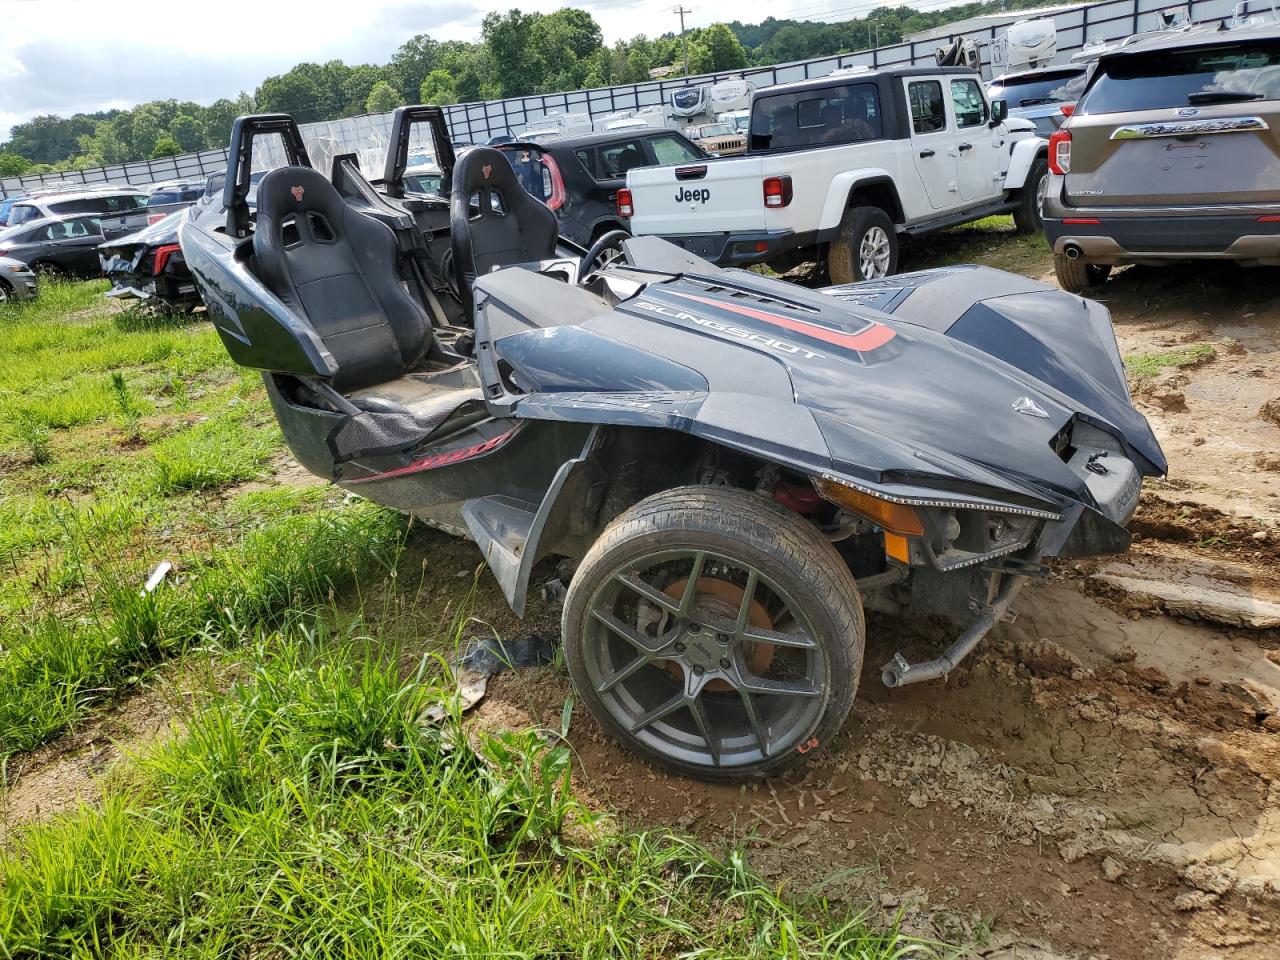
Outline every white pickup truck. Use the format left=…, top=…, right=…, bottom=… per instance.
left=623, top=66, right=1048, bottom=282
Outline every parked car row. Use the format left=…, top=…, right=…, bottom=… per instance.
left=0, top=175, right=215, bottom=309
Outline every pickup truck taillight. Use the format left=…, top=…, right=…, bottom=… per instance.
left=147, top=213, right=167, bottom=225
left=1048, top=130, right=1071, bottom=175
left=616, top=188, right=633, bottom=218
left=763, top=176, right=792, bottom=208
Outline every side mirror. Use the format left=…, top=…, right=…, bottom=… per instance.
left=990, top=99, right=1008, bottom=126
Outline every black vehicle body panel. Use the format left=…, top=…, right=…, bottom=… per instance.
left=181, top=113, right=1164, bottom=616
left=0, top=214, right=113, bottom=278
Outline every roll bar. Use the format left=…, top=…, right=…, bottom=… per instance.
left=382, top=105, right=456, bottom=200
left=223, top=114, right=311, bottom=239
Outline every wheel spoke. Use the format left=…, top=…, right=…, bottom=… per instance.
left=738, top=689, right=770, bottom=758
left=735, top=674, right=821, bottom=698
left=741, top=624, right=816, bottom=649
left=687, top=695, right=721, bottom=766
left=677, top=551, right=707, bottom=616
left=598, top=653, right=656, bottom=693
left=590, top=608, right=668, bottom=654
left=734, top=569, right=759, bottom=634
left=627, top=692, right=684, bottom=734
left=613, top=572, right=679, bottom=616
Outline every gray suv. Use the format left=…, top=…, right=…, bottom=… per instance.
left=1042, top=22, right=1280, bottom=292
left=5, top=189, right=149, bottom=239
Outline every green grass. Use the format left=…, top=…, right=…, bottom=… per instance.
left=1124, top=343, right=1216, bottom=385
left=0, top=631, right=931, bottom=959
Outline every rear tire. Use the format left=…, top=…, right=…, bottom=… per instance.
left=1013, top=157, right=1048, bottom=234
left=1054, top=255, right=1112, bottom=293
left=32, top=261, right=68, bottom=281
left=562, top=485, right=865, bottom=781
left=827, top=206, right=898, bottom=284
left=0, top=278, right=11, bottom=304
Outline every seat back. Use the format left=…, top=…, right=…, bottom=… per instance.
left=254, top=166, right=431, bottom=392
left=450, top=147, right=558, bottom=317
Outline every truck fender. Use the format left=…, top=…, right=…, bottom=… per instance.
left=1003, top=137, right=1048, bottom=192
left=817, top=169, right=901, bottom=234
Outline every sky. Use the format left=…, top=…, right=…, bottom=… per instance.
left=0, top=0, right=892, bottom=143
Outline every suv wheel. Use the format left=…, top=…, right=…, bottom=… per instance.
left=1013, top=157, right=1048, bottom=234
left=0, top=278, right=11, bottom=304
left=562, top=485, right=865, bottom=781
left=828, top=206, right=898, bottom=283
left=1054, top=255, right=1112, bottom=293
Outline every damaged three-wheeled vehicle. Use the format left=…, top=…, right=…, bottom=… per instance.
left=180, top=109, right=1166, bottom=781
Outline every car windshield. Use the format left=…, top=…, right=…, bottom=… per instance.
left=698, top=124, right=734, bottom=137
left=988, top=69, right=1086, bottom=107
left=1078, top=39, right=1280, bottom=114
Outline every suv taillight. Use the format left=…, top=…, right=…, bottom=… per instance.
left=1059, top=104, right=1075, bottom=118
left=1048, top=130, right=1071, bottom=175
left=616, top=188, right=633, bottom=218
left=763, top=175, right=792, bottom=208
left=542, top=154, right=567, bottom=212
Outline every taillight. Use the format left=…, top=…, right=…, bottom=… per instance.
left=616, top=188, right=633, bottom=218
left=763, top=175, right=792, bottom=208
left=1048, top=130, right=1071, bottom=175
left=152, top=243, right=181, bottom=275
left=541, top=153, right=567, bottom=211
left=147, top=213, right=166, bottom=225
left=1060, top=104, right=1075, bottom=118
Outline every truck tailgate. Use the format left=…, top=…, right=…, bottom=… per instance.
left=627, top=157, right=768, bottom=237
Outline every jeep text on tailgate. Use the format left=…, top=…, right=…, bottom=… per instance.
left=623, top=65, right=1048, bottom=282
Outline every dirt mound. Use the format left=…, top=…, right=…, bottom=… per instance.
left=1130, top=495, right=1279, bottom=566
left=1263, top=399, right=1280, bottom=429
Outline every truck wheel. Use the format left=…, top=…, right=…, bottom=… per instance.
left=562, top=485, right=864, bottom=781
left=1054, top=255, right=1112, bottom=293
left=828, top=206, right=898, bottom=283
left=1013, top=156, right=1048, bottom=234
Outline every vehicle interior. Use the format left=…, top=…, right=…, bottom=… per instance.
left=197, top=110, right=657, bottom=475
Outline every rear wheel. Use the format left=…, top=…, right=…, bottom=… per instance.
left=562, top=485, right=864, bottom=781
left=32, top=261, right=68, bottom=281
left=1054, top=255, right=1112, bottom=293
left=827, top=206, right=898, bottom=284
left=1013, top=157, right=1048, bottom=234
left=0, top=278, right=11, bottom=304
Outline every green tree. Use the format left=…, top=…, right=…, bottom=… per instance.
left=168, top=114, right=204, bottom=152
left=702, top=23, right=749, bottom=70
left=419, top=70, right=457, bottom=106
left=256, top=70, right=325, bottom=123
left=0, top=153, right=31, bottom=176
left=151, top=134, right=182, bottom=158
left=482, top=9, right=545, bottom=97
left=201, top=95, right=254, bottom=150
left=365, top=80, right=404, bottom=115
left=129, top=110, right=163, bottom=159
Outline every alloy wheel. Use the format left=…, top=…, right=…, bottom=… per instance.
left=579, top=548, right=827, bottom=771
left=859, top=226, right=892, bottom=279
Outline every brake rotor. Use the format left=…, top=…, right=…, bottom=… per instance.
left=662, top=576, right=776, bottom=690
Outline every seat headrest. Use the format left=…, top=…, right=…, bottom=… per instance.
left=452, top=147, right=523, bottom=209
left=255, top=166, right=345, bottom=222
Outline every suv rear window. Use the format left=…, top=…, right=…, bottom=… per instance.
left=648, top=134, right=702, bottom=165
left=988, top=69, right=1086, bottom=107
left=750, top=82, right=882, bottom=150
left=1079, top=39, right=1280, bottom=114
left=49, top=194, right=147, bottom=215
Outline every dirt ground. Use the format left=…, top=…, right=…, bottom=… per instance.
left=5, top=234, right=1280, bottom=959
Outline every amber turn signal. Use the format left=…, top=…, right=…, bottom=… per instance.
left=813, top=478, right=925, bottom=536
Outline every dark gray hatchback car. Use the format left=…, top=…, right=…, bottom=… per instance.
left=1041, top=21, right=1280, bottom=291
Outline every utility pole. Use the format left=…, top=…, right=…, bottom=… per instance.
left=674, top=6, right=692, bottom=76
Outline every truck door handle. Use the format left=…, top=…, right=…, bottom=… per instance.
left=959, top=143, right=973, bottom=152
left=919, top=149, right=935, bottom=158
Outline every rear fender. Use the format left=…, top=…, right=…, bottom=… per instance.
left=1004, top=138, right=1047, bottom=192
left=817, top=171, right=901, bottom=233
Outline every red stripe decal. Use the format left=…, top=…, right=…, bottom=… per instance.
left=347, top=427, right=517, bottom=485
left=671, top=291, right=896, bottom=352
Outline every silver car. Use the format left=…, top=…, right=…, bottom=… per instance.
left=1042, top=21, right=1280, bottom=291
left=4, top=188, right=150, bottom=238
left=0, top=256, right=38, bottom=303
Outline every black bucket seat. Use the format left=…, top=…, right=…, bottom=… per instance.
left=254, top=165, right=431, bottom=393
left=449, top=147, right=558, bottom=317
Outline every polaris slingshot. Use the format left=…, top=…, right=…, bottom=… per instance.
left=180, top=110, right=1165, bottom=781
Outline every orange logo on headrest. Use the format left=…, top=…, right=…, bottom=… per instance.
left=291, top=185, right=305, bottom=202
left=481, top=164, right=493, bottom=179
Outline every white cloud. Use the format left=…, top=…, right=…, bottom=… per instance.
left=0, top=0, right=898, bottom=143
